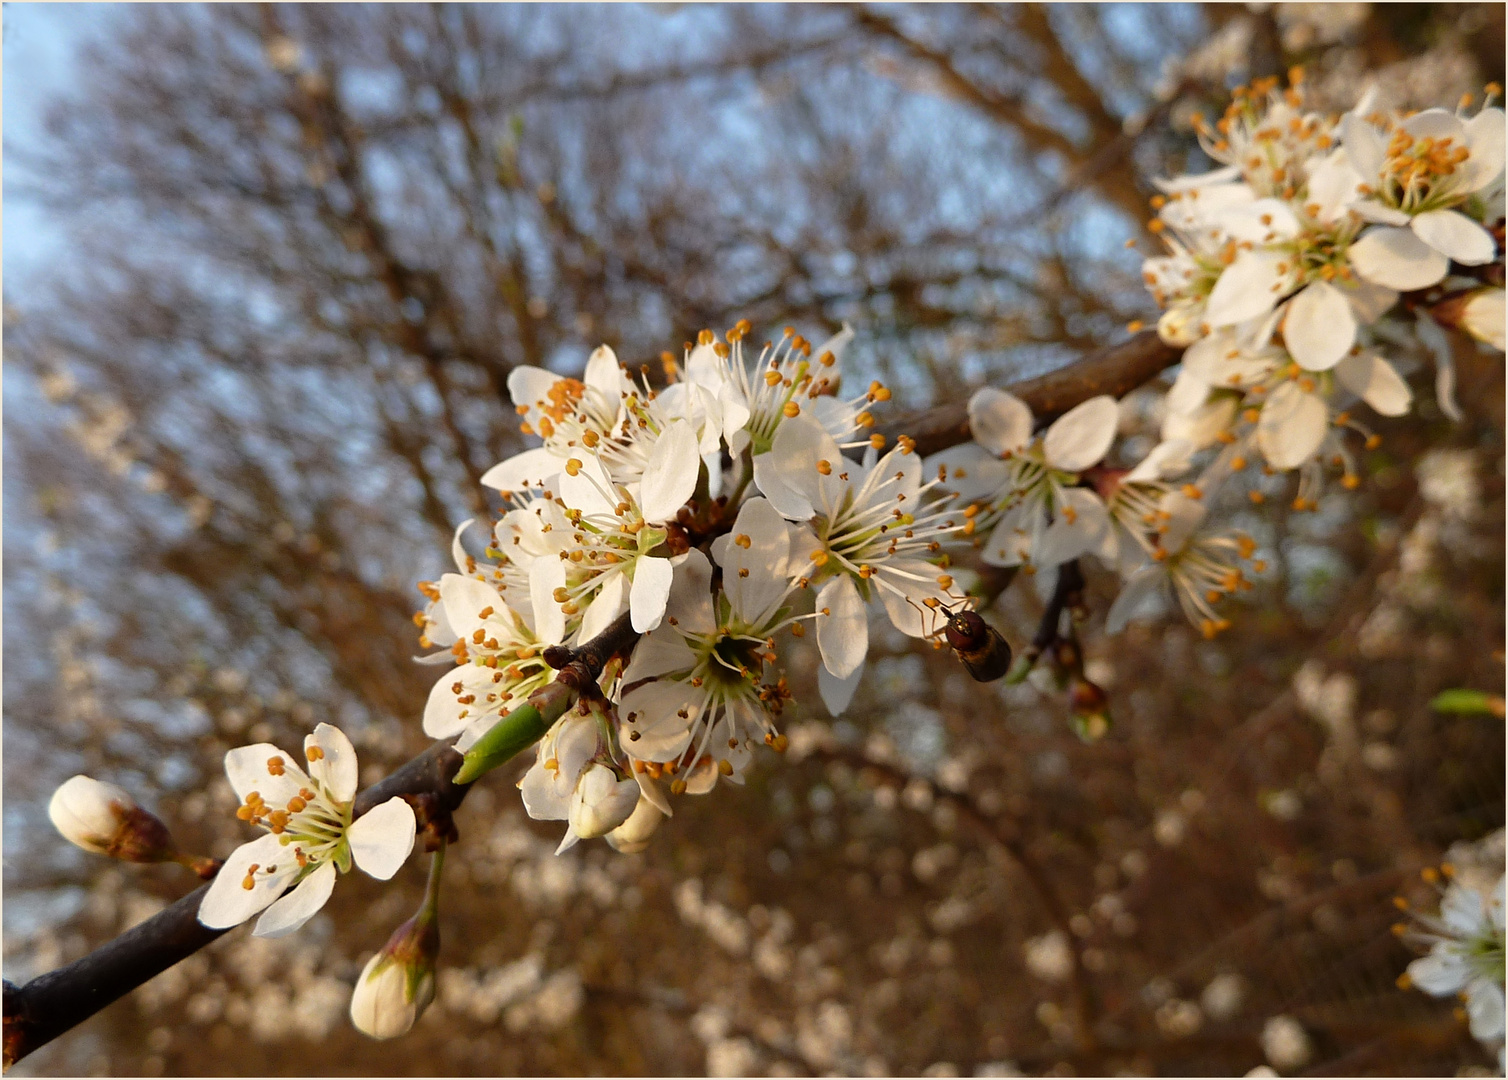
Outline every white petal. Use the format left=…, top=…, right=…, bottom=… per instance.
left=1305, top=149, right=1363, bottom=224
left=1401, top=108, right=1464, bottom=142
left=1034, top=489, right=1112, bottom=568
left=1408, top=950, right=1471, bottom=996
left=1349, top=226, right=1449, bottom=291
left=480, top=447, right=562, bottom=495
left=1162, top=395, right=1238, bottom=450
left=1353, top=200, right=1412, bottom=226
left=982, top=500, right=1042, bottom=567
left=629, top=556, right=674, bottom=633
left=422, top=664, right=494, bottom=740
left=967, top=388, right=1033, bottom=457
left=752, top=451, right=811, bottom=521
left=766, top=415, right=846, bottom=521
left=224, top=743, right=307, bottom=807
left=633, top=770, right=673, bottom=818
left=1217, top=197, right=1300, bottom=242
left=1467, top=978, right=1506, bottom=1041
left=348, top=797, right=417, bottom=880
left=1104, top=566, right=1168, bottom=634
left=1411, top=209, right=1497, bottom=266
left=1206, top=251, right=1291, bottom=327
left=926, top=443, right=1011, bottom=501
left=620, top=627, right=698, bottom=683
left=304, top=724, right=359, bottom=803
left=450, top=518, right=474, bottom=574
left=816, top=574, right=868, bottom=680
left=720, top=497, right=792, bottom=624
left=1284, top=282, right=1356, bottom=372
left=617, top=681, right=700, bottom=763
left=253, top=859, right=337, bottom=938
left=519, top=757, right=570, bottom=821
left=1334, top=353, right=1411, bottom=416
left=657, top=548, right=716, bottom=635
left=1125, top=439, right=1194, bottom=483
left=439, top=574, right=505, bottom=641
left=1257, top=382, right=1328, bottom=470
left=584, top=344, right=628, bottom=404
left=579, top=570, right=627, bottom=643
left=812, top=323, right=855, bottom=367
left=1463, top=108, right=1506, bottom=192
left=818, top=659, right=865, bottom=717
left=558, top=455, right=617, bottom=518
left=529, top=559, right=567, bottom=646
left=1337, top=277, right=1400, bottom=323
left=1340, top=111, right=1385, bottom=181
left=875, top=559, right=950, bottom=638
left=507, top=366, right=561, bottom=413
left=197, top=833, right=294, bottom=929
left=1043, top=396, right=1118, bottom=473
left=639, top=420, right=700, bottom=523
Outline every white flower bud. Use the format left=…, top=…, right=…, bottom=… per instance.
left=567, top=764, right=639, bottom=839
left=605, top=793, right=666, bottom=854
left=48, top=775, right=174, bottom=862
left=1462, top=288, right=1505, bottom=352
left=350, top=948, right=436, bottom=1040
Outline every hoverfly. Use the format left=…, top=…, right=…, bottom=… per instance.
left=918, top=596, right=1013, bottom=683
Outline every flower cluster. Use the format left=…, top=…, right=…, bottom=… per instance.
left=424, top=322, right=971, bottom=853
left=930, top=73, right=1504, bottom=638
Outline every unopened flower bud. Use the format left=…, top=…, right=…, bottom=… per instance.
left=48, top=776, right=175, bottom=863
left=1068, top=678, right=1111, bottom=742
left=1461, top=288, right=1505, bottom=352
left=351, top=846, right=444, bottom=1040
left=350, top=917, right=438, bottom=1039
left=569, top=764, right=640, bottom=839
left=605, top=794, right=666, bottom=854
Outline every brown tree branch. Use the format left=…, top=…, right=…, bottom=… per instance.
left=2, top=331, right=1183, bottom=1067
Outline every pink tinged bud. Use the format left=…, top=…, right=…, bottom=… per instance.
left=567, top=764, right=639, bottom=839
left=604, top=794, right=666, bottom=854
left=350, top=912, right=439, bottom=1040
left=48, top=775, right=175, bottom=863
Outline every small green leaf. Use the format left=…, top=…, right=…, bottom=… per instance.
left=1430, top=689, right=1504, bottom=716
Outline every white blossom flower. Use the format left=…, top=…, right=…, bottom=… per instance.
left=1344, top=106, right=1505, bottom=290
left=199, top=724, right=416, bottom=937
left=936, top=389, right=1120, bottom=571
left=421, top=572, right=559, bottom=752
left=1105, top=495, right=1260, bottom=638
left=481, top=347, right=705, bottom=527
left=680, top=321, right=866, bottom=458
left=759, top=417, right=958, bottom=679
left=1403, top=871, right=1506, bottom=1044
left=617, top=500, right=803, bottom=769
left=351, top=949, right=435, bottom=1041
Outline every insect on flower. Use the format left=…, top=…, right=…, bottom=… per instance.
left=919, top=596, right=1013, bottom=682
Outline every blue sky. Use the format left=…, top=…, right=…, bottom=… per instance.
left=3, top=3, right=123, bottom=290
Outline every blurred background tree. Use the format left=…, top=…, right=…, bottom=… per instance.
left=3, top=3, right=1503, bottom=1075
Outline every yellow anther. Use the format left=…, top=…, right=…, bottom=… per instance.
left=565, top=458, right=583, bottom=476
left=816, top=459, right=832, bottom=475
left=306, top=745, right=324, bottom=762
left=783, top=401, right=801, bottom=418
